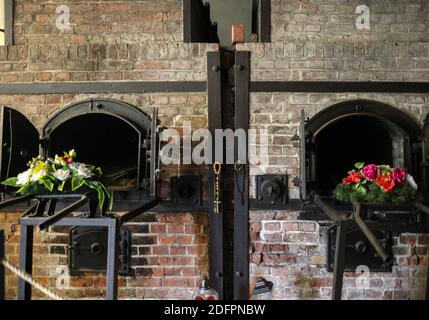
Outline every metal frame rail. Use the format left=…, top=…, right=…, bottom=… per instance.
left=315, top=196, right=429, bottom=300
left=0, top=194, right=159, bottom=300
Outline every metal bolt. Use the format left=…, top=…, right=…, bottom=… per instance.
left=236, top=271, right=243, bottom=277
left=215, top=272, right=223, bottom=278
left=20, top=149, right=28, bottom=158
left=236, top=65, right=244, bottom=71
left=212, top=65, right=220, bottom=72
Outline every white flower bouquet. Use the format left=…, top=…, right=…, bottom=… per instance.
left=1, top=150, right=112, bottom=210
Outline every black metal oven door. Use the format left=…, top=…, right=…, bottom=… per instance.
left=327, top=225, right=393, bottom=272
left=0, top=107, right=39, bottom=192
left=423, top=114, right=429, bottom=197
left=69, top=226, right=131, bottom=275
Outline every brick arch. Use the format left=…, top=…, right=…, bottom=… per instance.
left=43, top=98, right=152, bottom=137
left=306, top=99, right=422, bottom=140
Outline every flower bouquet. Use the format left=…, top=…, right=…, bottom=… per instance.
left=1, top=150, right=113, bottom=210
left=334, top=163, right=418, bottom=205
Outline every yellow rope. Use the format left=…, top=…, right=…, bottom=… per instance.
left=1, top=258, right=65, bottom=300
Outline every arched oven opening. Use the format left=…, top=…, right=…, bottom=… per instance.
left=43, top=99, right=156, bottom=198
left=303, top=100, right=423, bottom=199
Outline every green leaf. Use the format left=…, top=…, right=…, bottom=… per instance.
left=93, top=167, right=102, bottom=176
left=58, top=180, right=66, bottom=192
left=355, top=162, right=365, bottom=170
left=1, top=177, right=19, bottom=187
left=108, top=189, right=114, bottom=211
left=16, top=186, right=27, bottom=194
left=41, top=178, right=54, bottom=192
left=97, top=187, right=105, bottom=209
left=71, top=175, right=85, bottom=191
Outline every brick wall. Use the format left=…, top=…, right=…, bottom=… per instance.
left=250, top=211, right=429, bottom=300
left=240, top=0, right=429, bottom=300
left=2, top=211, right=208, bottom=299
left=0, top=0, right=217, bottom=300
left=0, top=0, right=428, bottom=300
left=238, top=0, right=429, bottom=81
left=14, top=0, right=184, bottom=45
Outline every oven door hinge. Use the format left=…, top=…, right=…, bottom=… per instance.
left=39, top=138, right=49, bottom=148
left=412, top=141, right=423, bottom=150
left=142, top=139, right=150, bottom=149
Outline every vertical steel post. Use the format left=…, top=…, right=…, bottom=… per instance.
left=18, top=221, right=34, bottom=300
left=0, top=229, right=5, bottom=300
left=234, top=51, right=250, bottom=300
left=207, top=51, right=224, bottom=299
left=106, top=218, right=119, bottom=300
left=332, top=220, right=347, bottom=300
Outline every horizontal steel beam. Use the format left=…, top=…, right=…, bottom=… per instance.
left=0, top=81, right=207, bottom=95
left=20, top=217, right=117, bottom=227
left=250, top=81, right=429, bottom=93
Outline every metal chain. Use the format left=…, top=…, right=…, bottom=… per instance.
left=0, top=258, right=66, bottom=300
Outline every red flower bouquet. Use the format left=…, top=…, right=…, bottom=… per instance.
left=334, top=163, right=418, bottom=205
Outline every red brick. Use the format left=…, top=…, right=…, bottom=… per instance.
left=194, top=235, right=208, bottom=244
left=36, top=72, right=52, bottom=81
left=159, top=235, right=193, bottom=245
left=262, top=233, right=282, bottom=243
left=129, top=278, right=162, bottom=288
left=170, top=247, right=187, bottom=255
left=150, top=224, right=167, bottom=233
left=152, top=245, right=169, bottom=255
left=167, top=225, right=185, bottom=234
left=162, top=278, right=194, bottom=288
left=283, top=222, right=300, bottom=231
left=264, top=222, right=281, bottom=231
left=70, top=277, right=94, bottom=288
left=163, top=267, right=182, bottom=276
left=159, top=256, right=193, bottom=266
left=184, top=225, right=201, bottom=234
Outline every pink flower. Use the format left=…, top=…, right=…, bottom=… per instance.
left=392, top=167, right=407, bottom=185
left=361, top=164, right=378, bottom=180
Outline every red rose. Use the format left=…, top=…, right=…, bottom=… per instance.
left=342, top=171, right=362, bottom=185
left=375, top=173, right=395, bottom=192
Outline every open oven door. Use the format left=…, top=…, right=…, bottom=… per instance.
left=0, top=107, right=40, bottom=193
left=297, top=110, right=316, bottom=202
left=423, top=114, right=429, bottom=199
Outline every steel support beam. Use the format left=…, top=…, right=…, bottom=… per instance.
left=17, top=223, right=33, bottom=300
left=0, top=229, right=4, bottom=300
left=250, top=81, right=429, bottom=93
left=18, top=217, right=119, bottom=300
left=0, top=81, right=207, bottom=95
left=234, top=51, right=250, bottom=300
left=332, top=219, right=347, bottom=300
left=207, top=51, right=224, bottom=299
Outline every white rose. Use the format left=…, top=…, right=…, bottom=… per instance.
left=53, top=169, right=70, bottom=181
left=17, top=169, right=32, bottom=185
left=406, top=174, right=418, bottom=191
left=68, top=162, right=81, bottom=170
left=77, top=164, right=94, bottom=178
left=30, top=169, right=48, bottom=182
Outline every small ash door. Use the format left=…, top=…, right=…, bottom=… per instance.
left=0, top=107, right=39, bottom=192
